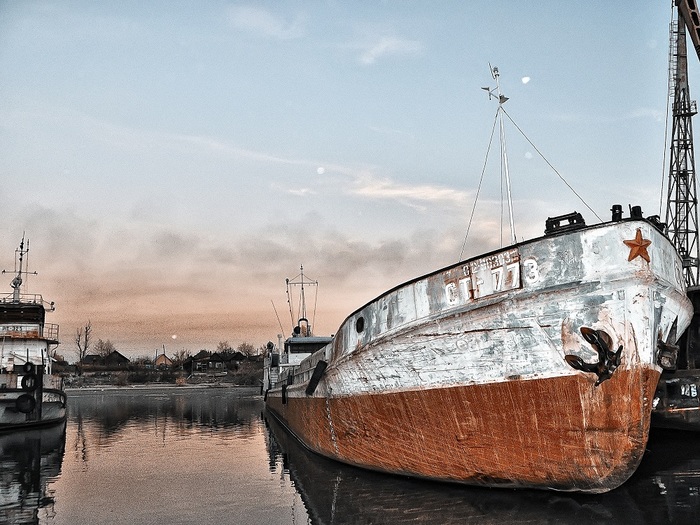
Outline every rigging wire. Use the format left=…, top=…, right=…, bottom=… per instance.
left=312, top=282, right=318, bottom=336
left=286, top=278, right=294, bottom=329
left=501, top=107, right=603, bottom=223
left=499, top=121, right=504, bottom=248
left=271, top=299, right=286, bottom=339
left=460, top=98, right=604, bottom=261
left=459, top=108, right=500, bottom=261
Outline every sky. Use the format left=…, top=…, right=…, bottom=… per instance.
left=0, top=1, right=693, bottom=361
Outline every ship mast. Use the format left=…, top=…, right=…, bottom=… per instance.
left=666, top=6, right=700, bottom=288
left=2, top=236, right=36, bottom=303
left=484, top=65, right=517, bottom=246
left=286, top=265, right=319, bottom=337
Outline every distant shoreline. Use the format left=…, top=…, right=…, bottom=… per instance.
left=65, top=384, right=261, bottom=396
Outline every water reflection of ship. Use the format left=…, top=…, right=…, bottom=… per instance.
left=0, top=422, right=66, bottom=524
left=264, top=414, right=700, bottom=525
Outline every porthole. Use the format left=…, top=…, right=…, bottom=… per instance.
left=355, top=316, right=365, bottom=333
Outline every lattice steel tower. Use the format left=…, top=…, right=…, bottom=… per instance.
left=666, top=8, right=700, bottom=289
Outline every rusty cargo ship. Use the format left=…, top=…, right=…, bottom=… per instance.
left=264, top=211, right=694, bottom=493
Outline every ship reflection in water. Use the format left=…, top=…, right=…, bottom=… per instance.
left=264, top=414, right=700, bottom=524
left=0, top=423, right=66, bottom=524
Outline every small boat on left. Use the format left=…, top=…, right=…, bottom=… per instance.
left=0, top=237, right=66, bottom=431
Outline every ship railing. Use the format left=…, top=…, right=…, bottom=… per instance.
left=0, top=322, right=60, bottom=343
left=0, top=292, right=55, bottom=310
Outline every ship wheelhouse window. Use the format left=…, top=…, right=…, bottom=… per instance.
left=356, top=316, right=365, bottom=333
left=286, top=342, right=329, bottom=354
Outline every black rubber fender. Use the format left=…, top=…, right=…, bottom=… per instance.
left=16, top=393, right=36, bottom=414
left=305, top=360, right=328, bottom=396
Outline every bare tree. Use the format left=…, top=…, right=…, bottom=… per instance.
left=95, top=339, right=116, bottom=358
left=172, top=349, right=191, bottom=366
left=216, top=341, right=233, bottom=355
left=75, top=320, right=92, bottom=364
left=237, top=342, right=255, bottom=358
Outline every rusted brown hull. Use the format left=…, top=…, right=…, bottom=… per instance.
left=267, top=366, right=658, bottom=493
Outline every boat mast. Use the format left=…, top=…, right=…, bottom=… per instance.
left=10, top=240, right=25, bottom=302
left=3, top=236, right=35, bottom=303
left=484, top=65, right=517, bottom=246
left=286, top=265, right=318, bottom=337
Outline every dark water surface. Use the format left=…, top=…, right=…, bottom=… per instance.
left=1, top=387, right=699, bottom=524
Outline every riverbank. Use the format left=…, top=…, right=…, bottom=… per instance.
left=62, top=361, right=263, bottom=389
left=65, top=383, right=261, bottom=396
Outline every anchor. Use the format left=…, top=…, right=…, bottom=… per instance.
left=565, top=327, right=623, bottom=386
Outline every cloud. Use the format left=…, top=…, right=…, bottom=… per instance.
left=19, top=211, right=462, bottom=357
left=288, top=187, right=316, bottom=197
left=368, top=125, right=415, bottom=138
left=2, top=99, right=466, bottom=214
left=228, top=6, right=306, bottom=40
left=628, top=107, right=665, bottom=122
left=3, top=183, right=537, bottom=360
left=350, top=172, right=470, bottom=209
left=548, top=107, right=666, bottom=124
left=359, top=36, right=423, bottom=65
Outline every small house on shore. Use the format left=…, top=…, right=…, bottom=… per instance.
left=154, top=353, right=173, bottom=369
left=104, top=350, right=130, bottom=368
left=187, top=351, right=228, bottom=375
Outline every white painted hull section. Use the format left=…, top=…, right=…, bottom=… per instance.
left=281, top=221, right=691, bottom=395
left=0, top=375, right=66, bottom=430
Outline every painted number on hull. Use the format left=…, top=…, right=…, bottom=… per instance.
left=681, top=384, right=698, bottom=398
left=523, top=258, right=540, bottom=284
left=445, top=248, right=521, bottom=304
left=0, top=325, right=37, bottom=334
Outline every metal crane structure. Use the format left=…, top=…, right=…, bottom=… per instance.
left=653, top=0, right=700, bottom=430
left=668, top=1, right=700, bottom=369
left=667, top=1, right=700, bottom=290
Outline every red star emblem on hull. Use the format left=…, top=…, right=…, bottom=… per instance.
left=623, top=228, right=651, bottom=262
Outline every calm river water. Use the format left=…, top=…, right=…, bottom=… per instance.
left=1, top=386, right=699, bottom=524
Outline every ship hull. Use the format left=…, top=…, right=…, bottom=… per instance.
left=266, top=220, right=694, bottom=492
left=0, top=376, right=67, bottom=432
left=268, top=367, right=658, bottom=492
left=652, top=369, right=700, bottom=430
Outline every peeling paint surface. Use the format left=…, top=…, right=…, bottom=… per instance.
left=265, top=220, right=694, bottom=492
